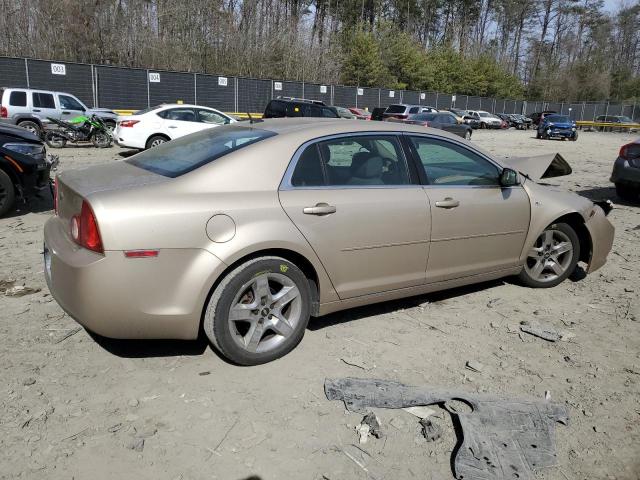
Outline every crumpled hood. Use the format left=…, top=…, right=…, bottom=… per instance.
left=502, top=153, right=572, bottom=181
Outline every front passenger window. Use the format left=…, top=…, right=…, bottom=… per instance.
left=410, top=137, right=499, bottom=186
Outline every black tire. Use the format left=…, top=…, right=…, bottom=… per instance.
left=104, top=120, right=116, bottom=132
left=518, top=222, right=580, bottom=288
left=615, top=183, right=638, bottom=202
left=0, top=169, right=16, bottom=217
left=45, top=132, right=67, bottom=148
left=145, top=135, right=168, bottom=149
left=536, top=131, right=541, bottom=139
left=91, top=131, right=112, bottom=148
left=203, top=256, right=311, bottom=365
left=18, top=120, right=41, bottom=136
left=464, top=130, right=472, bottom=140
left=571, top=132, right=578, bottom=141
left=480, top=122, right=486, bottom=129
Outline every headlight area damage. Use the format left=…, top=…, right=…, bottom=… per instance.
left=325, top=377, right=569, bottom=480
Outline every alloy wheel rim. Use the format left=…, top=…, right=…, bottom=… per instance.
left=151, top=139, right=165, bottom=147
left=525, top=229, right=573, bottom=282
left=228, top=272, right=301, bottom=354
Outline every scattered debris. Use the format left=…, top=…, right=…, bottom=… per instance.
left=520, top=320, right=574, bottom=342
left=52, top=326, right=82, bottom=344
left=340, top=356, right=375, bottom=371
left=108, top=423, right=124, bottom=433
left=127, top=437, right=145, bottom=452
left=361, top=412, right=383, bottom=439
left=0, top=279, right=16, bottom=293
left=402, top=406, right=437, bottom=419
left=325, top=377, right=569, bottom=480
left=419, top=418, right=442, bottom=442
left=4, top=285, right=41, bottom=297
left=128, top=398, right=140, bottom=408
left=22, top=378, right=36, bottom=386
left=199, top=371, right=211, bottom=376
left=465, top=360, right=484, bottom=373
left=356, top=423, right=370, bottom=444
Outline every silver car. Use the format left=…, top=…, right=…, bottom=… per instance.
left=0, top=87, right=118, bottom=135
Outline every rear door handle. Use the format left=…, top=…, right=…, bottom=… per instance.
left=168, top=125, right=177, bottom=129
left=435, top=198, right=460, bottom=208
left=303, top=203, right=336, bottom=215
left=62, top=111, right=70, bottom=114
left=32, top=109, right=41, bottom=112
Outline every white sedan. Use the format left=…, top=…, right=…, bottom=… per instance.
left=114, top=104, right=236, bottom=150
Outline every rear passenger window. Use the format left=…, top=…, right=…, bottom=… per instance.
left=291, top=145, right=325, bottom=187
left=9, top=91, right=27, bottom=106
left=32, top=92, right=55, bottom=109
left=409, top=107, right=419, bottom=114
left=321, top=136, right=410, bottom=186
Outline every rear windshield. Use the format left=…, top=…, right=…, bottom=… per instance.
left=127, top=125, right=277, bottom=177
left=134, top=105, right=164, bottom=115
left=546, top=115, right=570, bottom=123
left=385, top=105, right=407, bottom=113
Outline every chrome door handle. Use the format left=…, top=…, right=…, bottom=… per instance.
left=32, top=109, right=41, bottom=112
left=303, top=203, right=336, bottom=215
left=62, top=111, right=70, bottom=114
left=435, top=198, right=460, bottom=208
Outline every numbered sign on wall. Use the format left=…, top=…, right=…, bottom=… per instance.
left=420, top=93, right=426, bottom=100
left=218, top=77, right=228, bottom=87
left=357, top=88, right=364, bottom=96
left=389, top=91, right=395, bottom=98
left=320, top=85, right=327, bottom=94
left=274, top=82, right=283, bottom=91
left=51, top=63, right=66, bottom=75
left=149, top=72, right=161, bottom=83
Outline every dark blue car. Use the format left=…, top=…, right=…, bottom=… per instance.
left=537, top=114, right=578, bottom=141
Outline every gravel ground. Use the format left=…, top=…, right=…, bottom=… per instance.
left=0, top=128, right=638, bottom=480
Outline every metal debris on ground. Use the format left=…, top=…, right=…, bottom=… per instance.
left=419, top=418, right=442, bottom=442
left=402, top=406, right=437, bottom=419
left=361, top=412, right=383, bottom=439
left=519, top=320, right=575, bottom=342
left=465, top=360, right=484, bottom=372
left=325, top=377, right=569, bottom=480
left=4, top=284, right=42, bottom=297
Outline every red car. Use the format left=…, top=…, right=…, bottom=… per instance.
left=348, top=107, right=372, bottom=120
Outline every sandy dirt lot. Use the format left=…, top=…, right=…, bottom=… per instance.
left=1, top=128, right=638, bottom=480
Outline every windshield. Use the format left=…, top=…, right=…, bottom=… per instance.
left=618, top=116, right=633, bottom=122
left=127, top=125, right=277, bottom=177
left=546, top=115, right=570, bottom=123
left=479, top=112, right=491, bottom=117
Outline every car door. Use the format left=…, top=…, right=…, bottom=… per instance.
left=279, top=134, right=431, bottom=299
left=57, top=94, right=86, bottom=122
left=159, top=108, right=201, bottom=139
left=31, top=91, right=58, bottom=122
left=438, top=114, right=465, bottom=137
left=406, top=135, right=530, bottom=283
left=195, top=108, right=230, bottom=131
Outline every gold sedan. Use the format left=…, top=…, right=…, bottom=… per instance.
left=44, top=119, right=614, bottom=365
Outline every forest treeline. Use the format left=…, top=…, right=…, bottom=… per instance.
left=0, top=0, right=639, bottom=101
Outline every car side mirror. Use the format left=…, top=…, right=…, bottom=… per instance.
left=500, top=168, right=520, bottom=187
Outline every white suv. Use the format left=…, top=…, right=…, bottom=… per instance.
left=467, top=110, right=503, bottom=129
left=0, top=87, right=118, bottom=135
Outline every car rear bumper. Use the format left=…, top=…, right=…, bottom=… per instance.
left=44, top=216, right=226, bottom=340
left=113, top=127, right=145, bottom=150
left=610, top=157, right=640, bottom=186
left=585, top=205, right=615, bottom=273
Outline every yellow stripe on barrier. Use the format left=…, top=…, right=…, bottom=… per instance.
left=575, top=121, right=640, bottom=129
left=113, top=109, right=263, bottom=119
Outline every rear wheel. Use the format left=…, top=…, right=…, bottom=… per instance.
left=203, top=256, right=311, bottom=365
left=91, top=131, right=112, bottom=148
left=18, top=120, right=40, bottom=136
left=615, top=183, right=638, bottom=202
left=44, top=132, right=67, bottom=148
left=518, top=223, right=579, bottom=288
left=146, top=135, right=168, bottom=149
left=0, top=169, right=16, bottom=217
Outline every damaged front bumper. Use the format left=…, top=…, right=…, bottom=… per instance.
left=585, top=204, right=615, bottom=273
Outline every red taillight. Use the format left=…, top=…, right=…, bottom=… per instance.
left=70, top=200, right=103, bottom=253
left=53, top=177, right=59, bottom=215
left=119, top=120, right=139, bottom=128
left=619, top=142, right=640, bottom=160
left=0, top=106, right=7, bottom=118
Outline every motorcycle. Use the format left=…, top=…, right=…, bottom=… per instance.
left=44, top=114, right=112, bottom=148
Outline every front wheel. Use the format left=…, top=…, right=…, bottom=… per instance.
left=518, top=223, right=580, bottom=288
left=45, top=132, right=67, bottom=148
left=203, top=256, right=311, bottom=365
left=464, top=130, right=472, bottom=140
left=0, top=169, right=16, bottom=217
left=91, top=131, right=112, bottom=148
left=615, top=183, right=638, bottom=202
